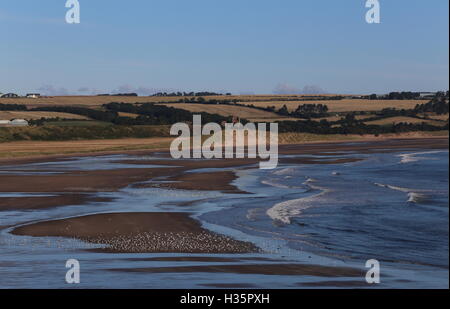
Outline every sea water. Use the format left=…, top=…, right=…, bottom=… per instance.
left=0, top=150, right=448, bottom=288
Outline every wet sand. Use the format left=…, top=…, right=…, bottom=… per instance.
left=0, top=194, right=111, bottom=211
left=136, top=170, right=248, bottom=194
left=278, top=137, right=448, bottom=155
left=123, top=256, right=288, bottom=263
left=109, top=263, right=364, bottom=277
left=280, top=157, right=363, bottom=165
left=296, top=280, right=370, bottom=288
left=11, top=212, right=258, bottom=253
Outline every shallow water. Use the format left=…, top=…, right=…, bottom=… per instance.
left=0, top=150, right=448, bottom=288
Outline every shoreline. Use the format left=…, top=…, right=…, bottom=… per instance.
left=0, top=137, right=447, bottom=209
left=1, top=137, right=448, bottom=258
left=0, top=138, right=448, bottom=287
left=0, top=132, right=447, bottom=165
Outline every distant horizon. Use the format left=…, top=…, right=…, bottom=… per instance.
left=0, top=89, right=448, bottom=97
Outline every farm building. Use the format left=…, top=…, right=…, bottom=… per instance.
left=26, top=93, right=41, bottom=98
left=11, top=119, right=29, bottom=126
left=1, top=93, right=20, bottom=98
left=419, top=92, right=437, bottom=98
left=0, top=119, right=29, bottom=127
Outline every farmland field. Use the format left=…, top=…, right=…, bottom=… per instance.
left=423, top=114, right=450, bottom=121
left=0, top=111, right=90, bottom=120
left=0, top=96, right=428, bottom=115
left=42, top=120, right=112, bottom=127
left=242, top=99, right=427, bottom=113
left=0, top=95, right=322, bottom=108
left=159, top=103, right=284, bottom=121
left=363, top=116, right=444, bottom=126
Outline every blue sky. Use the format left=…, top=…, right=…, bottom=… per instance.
left=1, top=0, right=448, bottom=95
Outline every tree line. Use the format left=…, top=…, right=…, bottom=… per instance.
left=29, top=103, right=230, bottom=126
left=151, top=91, right=228, bottom=97
left=277, top=117, right=447, bottom=136
left=0, top=103, right=27, bottom=111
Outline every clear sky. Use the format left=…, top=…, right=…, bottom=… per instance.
left=1, top=0, right=448, bottom=95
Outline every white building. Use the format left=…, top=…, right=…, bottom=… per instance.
left=419, top=92, right=436, bottom=98
left=26, top=93, right=41, bottom=98
left=0, top=119, right=29, bottom=127
left=10, top=119, right=29, bottom=126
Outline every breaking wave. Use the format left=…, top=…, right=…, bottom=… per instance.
left=398, top=151, right=446, bottom=164
left=273, top=167, right=296, bottom=176
left=374, top=183, right=433, bottom=204
left=261, top=180, right=291, bottom=189
left=407, top=192, right=429, bottom=204
left=266, top=180, right=328, bottom=224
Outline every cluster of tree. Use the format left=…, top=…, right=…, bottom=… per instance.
left=0, top=125, right=170, bottom=142
left=365, top=91, right=448, bottom=101
left=171, top=97, right=331, bottom=119
left=160, top=95, right=343, bottom=103
left=97, top=93, right=138, bottom=97
left=414, top=97, right=449, bottom=115
left=103, top=102, right=230, bottom=125
left=177, top=97, right=237, bottom=104
left=30, top=103, right=231, bottom=126
left=240, top=95, right=344, bottom=103
left=364, top=92, right=422, bottom=100
left=28, top=117, right=90, bottom=126
left=277, top=104, right=329, bottom=118
left=376, top=108, right=416, bottom=117
left=0, top=103, right=27, bottom=111
left=277, top=117, right=447, bottom=136
left=151, top=91, right=228, bottom=97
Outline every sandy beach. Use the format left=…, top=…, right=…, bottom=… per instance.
left=11, top=212, right=258, bottom=253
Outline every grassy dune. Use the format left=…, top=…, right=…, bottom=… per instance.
left=0, top=130, right=447, bottom=160
left=0, top=137, right=174, bottom=159
left=0, top=125, right=171, bottom=143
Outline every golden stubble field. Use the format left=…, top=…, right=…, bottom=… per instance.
left=364, top=116, right=444, bottom=126
left=159, top=103, right=286, bottom=121
left=0, top=95, right=320, bottom=108
left=0, top=95, right=433, bottom=123
left=0, top=111, right=90, bottom=121
left=0, top=95, right=427, bottom=114
left=0, top=95, right=427, bottom=113
left=242, top=99, right=427, bottom=113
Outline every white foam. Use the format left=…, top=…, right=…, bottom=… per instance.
left=374, top=182, right=431, bottom=193
left=407, top=192, right=428, bottom=204
left=266, top=186, right=328, bottom=224
left=261, top=180, right=291, bottom=189
left=273, top=167, right=296, bottom=176
left=398, top=150, right=447, bottom=164
left=374, top=183, right=432, bottom=204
